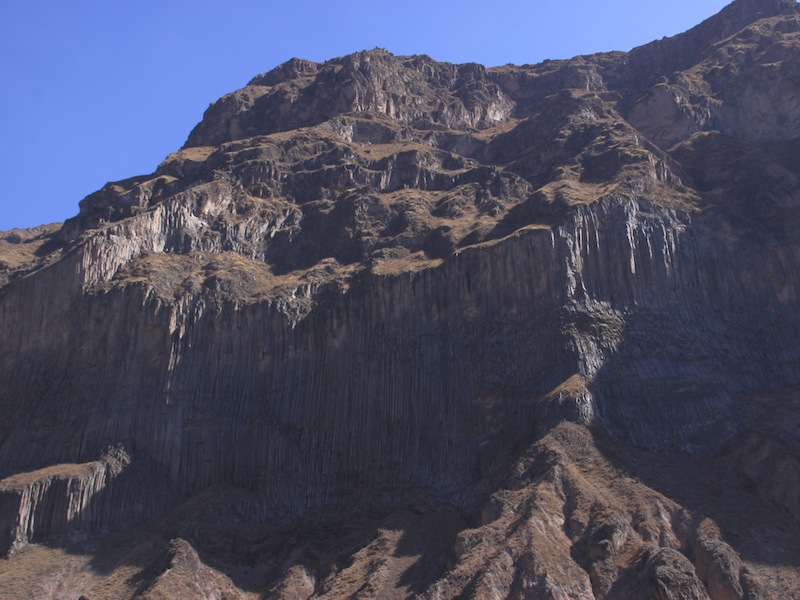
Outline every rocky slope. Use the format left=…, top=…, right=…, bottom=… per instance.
left=2, top=0, right=800, bottom=597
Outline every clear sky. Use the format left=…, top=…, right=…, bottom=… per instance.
left=1, top=0, right=733, bottom=231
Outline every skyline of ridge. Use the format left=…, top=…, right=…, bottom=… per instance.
left=0, top=0, right=758, bottom=230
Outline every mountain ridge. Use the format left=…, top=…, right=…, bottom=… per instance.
left=2, top=1, right=800, bottom=598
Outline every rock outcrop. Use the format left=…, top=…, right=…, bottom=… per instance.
left=0, top=446, right=177, bottom=558
left=2, top=0, right=800, bottom=597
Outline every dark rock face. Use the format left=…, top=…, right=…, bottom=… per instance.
left=2, top=0, right=800, bottom=597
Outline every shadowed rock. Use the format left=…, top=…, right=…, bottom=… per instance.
left=2, top=0, right=800, bottom=597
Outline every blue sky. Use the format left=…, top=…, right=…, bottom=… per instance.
left=1, top=0, right=732, bottom=230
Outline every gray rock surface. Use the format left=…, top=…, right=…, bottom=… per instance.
left=1, top=0, right=800, bottom=597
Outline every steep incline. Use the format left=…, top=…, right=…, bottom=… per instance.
left=2, top=0, right=800, bottom=597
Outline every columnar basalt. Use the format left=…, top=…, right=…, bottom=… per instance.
left=2, top=0, right=800, bottom=597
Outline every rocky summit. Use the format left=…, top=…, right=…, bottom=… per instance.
left=2, top=0, right=800, bottom=597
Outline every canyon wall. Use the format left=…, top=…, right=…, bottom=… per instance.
left=2, top=0, right=800, bottom=596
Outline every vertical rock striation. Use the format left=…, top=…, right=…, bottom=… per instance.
left=2, top=0, right=800, bottom=597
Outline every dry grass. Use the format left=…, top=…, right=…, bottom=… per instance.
left=545, top=374, right=589, bottom=399
left=114, top=251, right=361, bottom=305
left=0, top=223, right=61, bottom=271
left=370, top=250, right=443, bottom=275
left=0, top=461, right=102, bottom=490
left=160, top=146, right=215, bottom=165
left=0, top=524, right=170, bottom=600
left=459, top=222, right=552, bottom=253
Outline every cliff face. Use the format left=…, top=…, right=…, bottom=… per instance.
left=2, top=0, right=800, bottom=597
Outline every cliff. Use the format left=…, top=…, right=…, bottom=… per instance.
left=2, top=0, right=800, bottom=597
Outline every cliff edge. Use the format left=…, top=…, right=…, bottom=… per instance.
left=2, top=1, right=800, bottom=597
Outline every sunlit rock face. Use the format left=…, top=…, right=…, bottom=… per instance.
left=2, top=0, right=800, bottom=597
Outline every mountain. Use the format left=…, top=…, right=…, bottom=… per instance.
left=2, top=0, right=800, bottom=597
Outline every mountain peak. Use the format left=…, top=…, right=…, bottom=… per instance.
left=729, top=0, right=799, bottom=17
left=249, top=57, right=319, bottom=86
left=5, top=2, right=800, bottom=598
left=714, top=0, right=799, bottom=33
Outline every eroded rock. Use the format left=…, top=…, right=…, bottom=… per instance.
left=2, top=0, right=800, bottom=597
